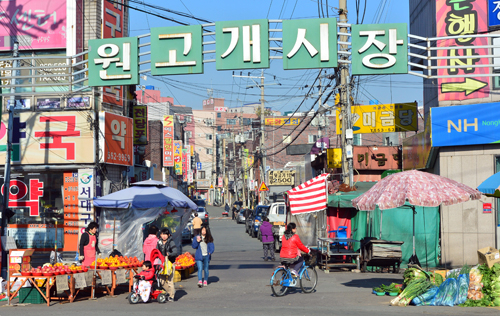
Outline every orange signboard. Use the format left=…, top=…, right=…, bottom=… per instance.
left=99, top=112, right=133, bottom=166
left=63, top=172, right=79, bottom=251
left=353, top=146, right=400, bottom=170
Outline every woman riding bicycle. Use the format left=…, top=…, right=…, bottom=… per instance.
left=280, top=222, right=310, bottom=276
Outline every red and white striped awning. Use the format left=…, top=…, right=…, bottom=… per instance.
left=287, top=173, right=328, bottom=215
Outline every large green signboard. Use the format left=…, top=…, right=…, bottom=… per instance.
left=282, top=18, right=337, bottom=70
left=351, top=23, right=408, bottom=76
left=215, top=19, right=270, bottom=70
left=151, top=25, right=203, bottom=75
left=88, top=37, right=139, bottom=86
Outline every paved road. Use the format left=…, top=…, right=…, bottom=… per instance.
left=2, top=205, right=499, bottom=315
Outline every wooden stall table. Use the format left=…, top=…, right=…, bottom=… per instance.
left=7, top=274, right=75, bottom=306
left=317, top=237, right=360, bottom=271
left=360, top=239, right=403, bottom=273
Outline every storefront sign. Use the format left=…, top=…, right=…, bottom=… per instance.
left=7, top=226, right=63, bottom=249
left=0, top=0, right=67, bottom=51
left=163, top=115, right=174, bottom=167
left=268, top=170, right=295, bottom=186
left=437, top=0, right=490, bottom=101
left=351, top=23, right=408, bottom=75
left=353, top=146, right=400, bottom=170
left=151, top=25, right=203, bottom=75
left=182, top=148, right=189, bottom=182
left=88, top=37, right=139, bottom=87
left=311, top=137, right=329, bottom=155
left=203, top=98, right=214, bottom=106
left=0, top=111, right=94, bottom=164
left=214, top=107, right=228, bottom=112
left=174, top=140, right=182, bottom=175
left=264, top=117, right=300, bottom=126
left=336, top=102, right=418, bottom=134
left=402, top=117, right=432, bottom=170
left=327, top=148, right=342, bottom=169
left=1, top=179, right=44, bottom=216
left=489, top=0, right=500, bottom=27
left=187, top=170, right=194, bottom=184
left=78, top=169, right=95, bottom=227
left=99, top=112, right=133, bottom=166
left=483, top=202, right=492, bottom=213
left=67, top=97, right=90, bottom=108
left=282, top=18, right=337, bottom=69
left=133, top=105, right=148, bottom=145
left=64, top=172, right=79, bottom=251
left=430, top=102, right=500, bottom=147
left=197, top=179, right=210, bottom=188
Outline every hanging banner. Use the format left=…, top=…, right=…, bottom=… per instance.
left=182, top=148, right=188, bottom=182
left=78, top=169, right=95, bottom=231
left=173, top=140, right=182, bottom=175
left=99, top=112, right=133, bottom=166
left=265, top=117, right=300, bottom=125
left=436, top=0, right=490, bottom=101
left=163, top=115, right=174, bottom=167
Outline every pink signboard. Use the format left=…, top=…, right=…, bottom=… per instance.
left=0, top=0, right=67, bottom=51
left=436, top=0, right=490, bottom=101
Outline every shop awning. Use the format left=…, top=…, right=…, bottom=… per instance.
left=327, top=182, right=376, bottom=208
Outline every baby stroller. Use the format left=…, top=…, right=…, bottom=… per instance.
left=129, top=249, right=168, bottom=304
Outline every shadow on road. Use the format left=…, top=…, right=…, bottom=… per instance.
left=341, top=277, right=402, bottom=289
left=209, top=264, right=231, bottom=270
left=175, top=289, right=188, bottom=300
left=208, top=276, right=220, bottom=283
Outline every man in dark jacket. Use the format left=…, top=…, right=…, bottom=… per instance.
left=259, top=217, right=275, bottom=261
left=156, top=228, right=177, bottom=301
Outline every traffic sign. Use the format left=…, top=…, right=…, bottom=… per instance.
left=259, top=182, right=269, bottom=191
left=196, top=162, right=202, bottom=170
left=210, top=184, right=214, bottom=189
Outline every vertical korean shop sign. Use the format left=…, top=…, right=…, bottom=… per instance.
left=282, top=18, right=337, bottom=69
left=163, top=115, right=174, bottom=167
left=78, top=169, right=95, bottom=230
left=88, top=37, right=139, bottom=87
left=215, top=19, right=269, bottom=70
left=133, top=105, right=148, bottom=145
left=151, top=25, right=203, bottom=75
left=63, top=172, right=79, bottom=251
left=173, top=140, right=182, bottom=175
left=436, top=0, right=489, bottom=101
left=351, top=23, right=408, bottom=75
left=99, top=112, right=133, bottom=166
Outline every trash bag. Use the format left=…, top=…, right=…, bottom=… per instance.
left=110, top=249, right=123, bottom=258
left=455, top=274, right=469, bottom=305
left=412, top=287, right=438, bottom=306
left=430, top=278, right=458, bottom=306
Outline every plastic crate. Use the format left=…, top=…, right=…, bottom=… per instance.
left=19, top=287, right=46, bottom=304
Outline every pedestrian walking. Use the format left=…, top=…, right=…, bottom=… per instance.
left=143, top=225, right=159, bottom=261
left=192, top=225, right=214, bottom=287
left=259, top=217, right=275, bottom=261
left=79, top=222, right=100, bottom=267
left=192, top=212, right=202, bottom=236
left=156, top=228, right=177, bottom=302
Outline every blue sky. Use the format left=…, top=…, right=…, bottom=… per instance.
left=129, top=0, right=423, bottom=113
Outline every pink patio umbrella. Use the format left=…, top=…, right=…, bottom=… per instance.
left=352, top=170, right=481, bottom=264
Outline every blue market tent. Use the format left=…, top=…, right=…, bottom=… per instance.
left=93, top=180, right=197, bottom=210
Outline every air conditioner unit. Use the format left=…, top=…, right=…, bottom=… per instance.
left=311, top=117, right=319, bottom=126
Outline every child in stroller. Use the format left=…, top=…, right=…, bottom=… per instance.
left=129, top=250, right=168, bottom=304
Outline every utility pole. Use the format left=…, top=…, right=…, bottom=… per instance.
left=240, top=109, right=247, bottom=208
left=339, top=0, right=353, bottom=186
left=259, top=70, right=266, bottom=204
left=1, top=41, right=18, bottom=277
left=318, top=76, right=323, bottom=151
left=211, top=111, right=216, bottom=205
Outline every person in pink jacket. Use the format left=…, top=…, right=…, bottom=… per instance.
left=143, top=225, right=159, bottom=261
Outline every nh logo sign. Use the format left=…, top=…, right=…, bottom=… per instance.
left=447, top=118, right=478, bottom=133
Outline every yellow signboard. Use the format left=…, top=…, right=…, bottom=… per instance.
left=327, top=148, right=342, bottom=169
left=336, top=102, right=418, bottom=134
left=265, top=117, right=300, bottom=126
left=268, top=170, right=295, bottom=186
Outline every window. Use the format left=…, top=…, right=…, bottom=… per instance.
left=186, top=131, right=192, bottom=138
left=206, top=148, right=213, bottom=155
left=206, top=134, right=213, bottom=140
left=283, top=135, right=291, bottom=143
left=243, top=118, right=252, bottom=125
left=185, top=115, right=192, bottom=123
left=278, top=205, right=285, bottom=215
left=198, top=171, right=206, bottom=179
left=226, top=119, right=237, bottom=125
left=217, top=126, right=222, bottom=131
left=217, top=113, right=221, bottom=118
left=308, top=135, right=318, bottom=143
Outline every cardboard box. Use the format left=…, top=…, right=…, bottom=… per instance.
left=9, top=249, right=35, bottom=274
left=477, top=247, right=500, bottom=268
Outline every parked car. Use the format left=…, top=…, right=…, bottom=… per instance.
left=237, top=209, right=246, bottom=224
left=192, top=206, right=209, bottom=225
left=193, top=199, right=206, bottom=207
left=246, top=205, right=270, bottom=238
left=182, top=221, right=193, bottom=241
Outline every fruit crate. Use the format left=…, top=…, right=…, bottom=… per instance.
left=19, top=287, right=46, bottom=304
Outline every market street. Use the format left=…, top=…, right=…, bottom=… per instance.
left=0, top=206, right=498, bottom=315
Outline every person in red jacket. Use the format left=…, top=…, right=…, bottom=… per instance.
left=136, top=261, right=155, bottom=302
left=280, top=222, right=310, bottom=276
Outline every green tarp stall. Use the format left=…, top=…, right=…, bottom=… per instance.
left=328, top=183, right=440, bottom=268
left=351, top=203, right=440, bottom=268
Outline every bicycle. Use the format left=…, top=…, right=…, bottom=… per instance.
left=269, top=252, right=318, bottom=297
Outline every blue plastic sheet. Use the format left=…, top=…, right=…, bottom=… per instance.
left=430, top=278, right=458, bottom=306
left=412, top=287, right=438, bottom=306
left=455, top=274, right=469, bottom=305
